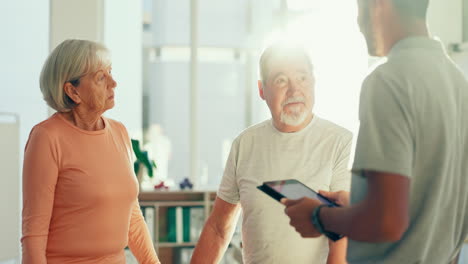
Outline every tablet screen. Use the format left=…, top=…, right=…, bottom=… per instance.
left=265, top=180, right=336, bottom=206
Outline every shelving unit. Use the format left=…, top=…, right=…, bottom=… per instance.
left=138, top=190, right=217, bottom=263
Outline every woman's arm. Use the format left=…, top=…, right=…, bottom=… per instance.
left=327, top=238, right=348, bottom=264
left=127, top=200, right=160, bottom=264
left=21, top=127, right=59, bottom=264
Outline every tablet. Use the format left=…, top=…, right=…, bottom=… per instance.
left=257, top=179, right=339, bottom=207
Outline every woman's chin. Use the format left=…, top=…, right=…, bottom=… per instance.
left=102, top=104, right=115, bottom=113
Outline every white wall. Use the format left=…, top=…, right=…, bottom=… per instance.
left=0, top=115, right=20, bottom=261
left=0, top=0, right=50, bottom=157
left=50, top=0, right=105, bottom=46
left=104, top=0, right=143, bottom=136
left=49, top=0, right=143, bottom=136
left=0, top=0, right=50, bottom=263
left=427, top=0, right=463, bottom=45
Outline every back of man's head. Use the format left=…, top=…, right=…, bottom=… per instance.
left=392, top=0, right=429, bottom=19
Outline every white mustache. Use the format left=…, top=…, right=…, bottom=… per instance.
left=282, top=97, right=306, bottom=106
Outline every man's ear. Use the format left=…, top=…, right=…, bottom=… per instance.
left=258, top=80, right=265, bottom=100
left=63, top=82, right=81, bottom=104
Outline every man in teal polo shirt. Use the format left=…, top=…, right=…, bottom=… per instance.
left=282, top=0, right=468, bottom=263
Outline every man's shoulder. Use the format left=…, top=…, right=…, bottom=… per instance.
left=315, top=117, right=352, bottom=142
left=360, top=62, right=410, bottom=103
left=368, top=49, right=443, bottom=84
left=235, top=119, right=271, bottom=139
left=364, top=61, right=396, bottom=85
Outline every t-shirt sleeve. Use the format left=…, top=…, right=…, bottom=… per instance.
left=21, top=126, right=59, bottom=263
left=352, top=69, right=413, bottom=178
left=127, top=200, right=160, bottom=264
left=330, top=132, right=353, bottom=192
left=217, top=138, right=240, bottom=204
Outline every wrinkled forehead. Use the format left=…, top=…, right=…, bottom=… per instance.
left=266, top=53, right=313, bottom=78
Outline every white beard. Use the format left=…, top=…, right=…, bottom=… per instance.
left=280, top=107, right=308, bottom=126
left=280, top=96, right=308, bottom=126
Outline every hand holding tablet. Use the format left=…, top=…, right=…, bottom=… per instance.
left=257, top=179, right=340, bottom=207
left=258, top=179, right=344, bottom=241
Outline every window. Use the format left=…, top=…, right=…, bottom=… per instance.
left=141, top=0, right=367, bottom=189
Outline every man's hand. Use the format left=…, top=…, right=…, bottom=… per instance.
left=281, top=197, right=322, bottom=238
left=319, top=190, right=350, bottom=207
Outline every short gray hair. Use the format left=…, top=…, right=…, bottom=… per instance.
left=39, top=39, right=111, bottom=112
left=259, top=43, right=313, bottom=84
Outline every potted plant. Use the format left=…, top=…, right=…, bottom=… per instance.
left=131, top=139, right=157, bottom=190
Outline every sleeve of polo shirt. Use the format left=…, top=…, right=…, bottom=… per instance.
left=352, top=69, right=414, bottom=178
left=217, top=138, right=241, bottom=204
left=330, top=131, right=353, bottom=192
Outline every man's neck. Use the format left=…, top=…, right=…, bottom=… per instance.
left=273, top=113, right=314, bottom=133
left=384, top=20, right=429, bottom=55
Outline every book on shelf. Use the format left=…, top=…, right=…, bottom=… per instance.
left=176, top=246, right=240, bottom=264
left=176, top=206, right=183, bottom=243
left=166, top=206, right=205, bottom=243
left=189, top=207, right=204, bottom=242
left=140, top=206, right=155, bottom=242
left=183, top=207, right=190, bottom=242
left=176, top=248, right=194, bottom=264
left=167, top=207, right=177, bottom=242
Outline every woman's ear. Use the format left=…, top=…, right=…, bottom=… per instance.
left=63, top=82, right=81, bottom=104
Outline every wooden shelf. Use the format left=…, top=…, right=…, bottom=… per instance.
left=158, top=242, right=197, bottom=248
left=139, top=190, right=217, bottom=202
left=140, top=201, right=205, bottom=207
left=138, top=190, right=217, bottom=263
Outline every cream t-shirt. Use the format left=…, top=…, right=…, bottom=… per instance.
left=218, top=115, right=352, bottom=264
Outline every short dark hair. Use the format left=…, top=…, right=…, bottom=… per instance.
left=392, top=0, right=429, bottom=19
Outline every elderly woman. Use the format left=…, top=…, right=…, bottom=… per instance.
left=21, top=39, right=160, bottom=264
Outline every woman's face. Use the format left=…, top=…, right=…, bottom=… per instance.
left=71, top=66, right=117, bottom=114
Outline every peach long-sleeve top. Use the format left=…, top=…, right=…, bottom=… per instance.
left=21, top=113, right=159, bottom=264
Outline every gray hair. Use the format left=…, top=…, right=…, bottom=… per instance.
left=259, top=43, right=313, bottom=84
left=39, top=39, right=111, bottom=112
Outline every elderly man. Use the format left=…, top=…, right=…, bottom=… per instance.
left=190, top=44, right=352, bottom=264
left=283, top=0, right=468, bottom=263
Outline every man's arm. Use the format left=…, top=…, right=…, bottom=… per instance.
left=283, top=171, right=410, bottom=242
left=191, top=197, right=240, bottom=264
left=322, top=171, right=410, bottom=242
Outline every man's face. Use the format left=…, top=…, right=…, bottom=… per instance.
left=261, top=55, right=315, bottom=127
left=357, top=0, right=384, bottom=56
